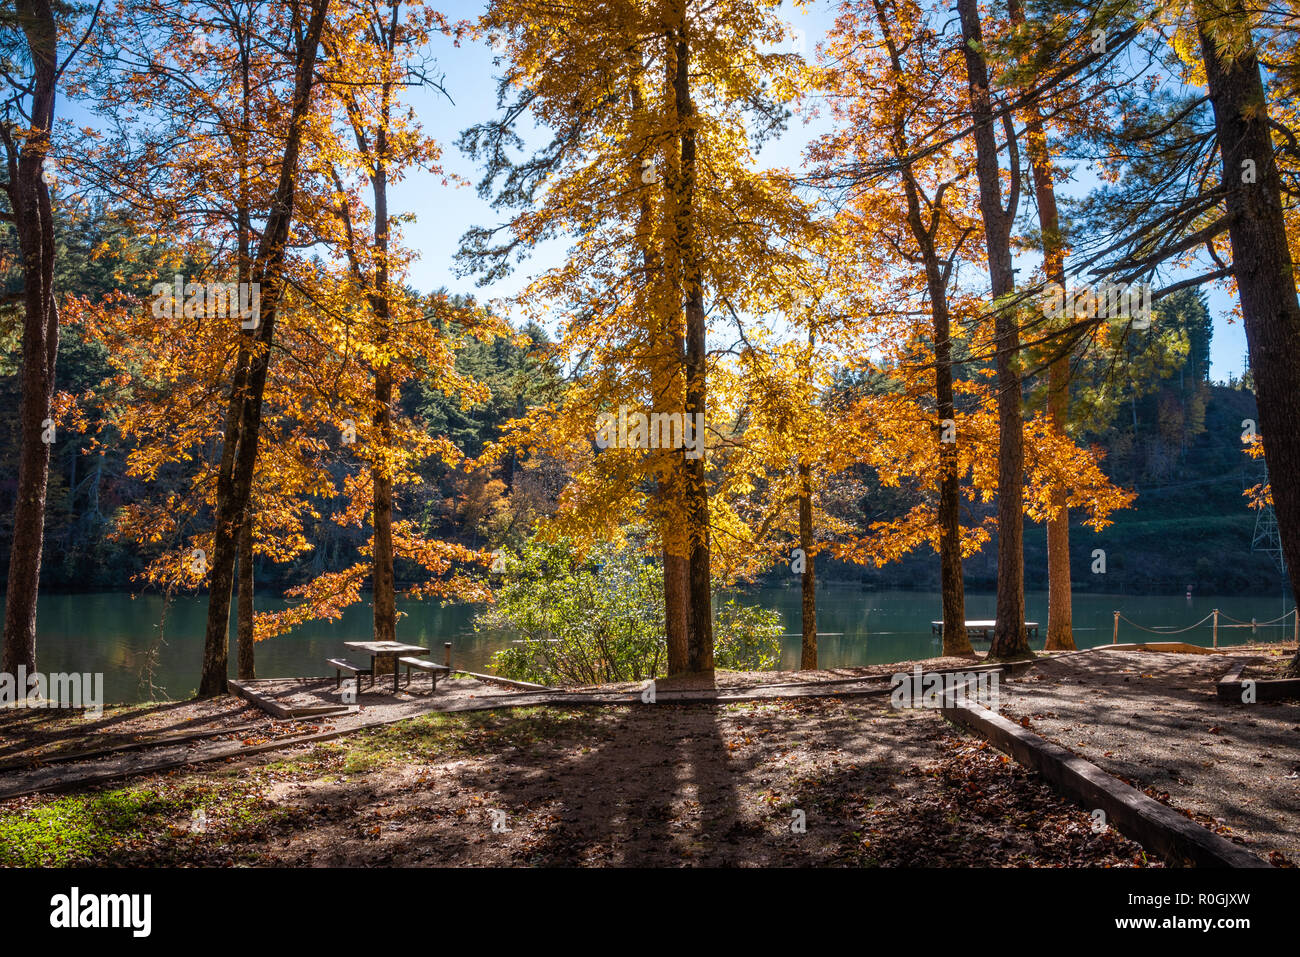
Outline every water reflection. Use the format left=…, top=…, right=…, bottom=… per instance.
left=23, top=585, right=1294, bottom=703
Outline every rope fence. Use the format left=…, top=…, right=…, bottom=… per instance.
left=1111, top=607, right=1299, bottom=648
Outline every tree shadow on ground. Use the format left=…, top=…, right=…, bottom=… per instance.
left=996, top=652, right=1299, bottom=860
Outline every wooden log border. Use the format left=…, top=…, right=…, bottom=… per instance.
left=940, top=697, right=1271, bottom=868
left=1215, top=659, right=1300, bottom=703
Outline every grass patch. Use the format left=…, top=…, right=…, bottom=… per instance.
left=0, top=775, right=285, bottom=867
left=0, top=787, right=186, bottom=867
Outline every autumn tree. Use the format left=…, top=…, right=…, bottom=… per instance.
left=189, top=0, right=329, bottom=694
left=460, top=0, right=812, bottom=676
left=1058, top=0, right=1300, bottom=672
left=305, top=0, right=500, bottom=648
left=714, top=273, right=862, bottom=670
left=991, top=1, right=1156, bottom=650
left=1007, top=0, right=1076, bottom=649
left=1192, top=0, right=1300, bottom=675
left=0, top=0, right=102, bottom=675
left=953, top=0, right=1034, bottom=660
left=71, top=0, right=334, bottom=690
left=813, top=0, right=987, bottom=656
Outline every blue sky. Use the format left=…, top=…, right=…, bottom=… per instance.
left=398, top=0, right=1248, bottom=382
left=70, top=0, right=1246, bottom=381
left=387, top=2, right=833, bottom=304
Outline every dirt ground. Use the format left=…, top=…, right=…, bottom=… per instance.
left=994, top=649, right=1298, bottom=866
left=0, top=696, right=263, bottom=765
left=0, top=656, right=993, bottom=770
left=1, top=647, right=1292, bottom=867
left=0, top=675, right=547, bottom=777
left=0, top=698, right=1154, bottom=867
left=1243, top=656, right=1297, bottom=680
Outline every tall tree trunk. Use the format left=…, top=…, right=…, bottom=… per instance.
left=1, top=0, right=59, bottom=678
left=872, top=0, right=971, bottom=657
left=921, top=232, right=971, bottom=658
left=663, top=527, right=691, bottom=673
left=632, top=77, right=691, bottom=677
left=199, top=0, right=331, bottom=696
left=237, top=512, right=255, bottom=679
left=935, top=360, right=971, bottom=657
left=957, top=0, right=1030, bottom=660
left=233, top=10, right=256, bottom=683
left=371, top=360, right=397, bottom=645
left=1009, top=0, right=1074, bottom=651
left=1195, top=1, right=1300, bottom=675
left=370, top=141, right=396, bottom=647
left=1043, top=358, right=1074, bottom=650
left=671, top=13, right=713, bottom=674
left=798, top=461, right=817, bottom=670
left=334, top=1, right=402, bottom=649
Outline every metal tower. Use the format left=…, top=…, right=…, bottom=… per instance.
left=1250, top=468, right=1285, bottom=573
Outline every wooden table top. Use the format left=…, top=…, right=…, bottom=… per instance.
left=343, top=641, right=429, bottom=656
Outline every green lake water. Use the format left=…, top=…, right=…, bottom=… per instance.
left=20, top=585, right=1296, bottom=704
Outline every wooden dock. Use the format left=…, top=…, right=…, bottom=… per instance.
left=930, top=620, right=1040, bottom=642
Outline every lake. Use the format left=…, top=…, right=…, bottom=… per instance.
left=21, top=584, right=1296, bottom=704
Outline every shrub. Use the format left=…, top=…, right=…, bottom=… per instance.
left=479, top=536, right=783, bottom=685
left=714, top=599, right=783, bottom=671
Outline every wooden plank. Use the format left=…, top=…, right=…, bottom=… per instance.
left=1216, top=658, right=1300, bottom=702
left=230, top=679, right=354, bottom=719
left=930, top=620, right=1038, bottom=629
left=1101, top=642, right=1218, bottom=655
left=398, top=657, right=450, bottom=672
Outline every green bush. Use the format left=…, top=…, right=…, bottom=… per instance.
left=714, top=599, right=783, bottom=671
left=479, top=536, right=782, bottom=685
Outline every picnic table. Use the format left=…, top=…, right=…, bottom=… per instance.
left=930, top=620, right=1039, bottom=642
left=343, top=641, right=429, bottom=694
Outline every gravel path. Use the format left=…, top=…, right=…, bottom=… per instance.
left=994, top=649, right=1299, bottom=865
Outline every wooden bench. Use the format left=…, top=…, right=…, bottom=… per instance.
left=398, top=656, right=450, bottom=693
left=327, top=657, right=373, bottom=691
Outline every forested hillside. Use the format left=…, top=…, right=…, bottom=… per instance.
left=2, top=208, right=1277, bottom=596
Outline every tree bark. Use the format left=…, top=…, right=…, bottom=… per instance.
left=1008, top=0, right=1075, bottom=651
left=371, top=360, right=397, bottom=645
left=369, top=131, right=396, bottom=647
left=798, top=461, right=817, bottom=670
left=670, top=11, right=713, bottom=675
left=935, top=348, right=972, bottom=657
left=236, top=512, right=255, bottom=679
left=663, top=535, right=691, bottom=673
left=234, top=23, right=256, bottom=682
left=957, top=0, right=1030, bottom=660
left=1194, top=1, right=1300, bottom=675
left=632, top=76, right=691, bottom=677
left=871, top=0, right=972, bottom=657
left=1, top=0, right=60, bottom=678
left=1043, top=357, right=1074, bottom=650
left=199, top=0, right=331, bottom=696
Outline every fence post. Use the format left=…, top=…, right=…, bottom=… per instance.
left=1212, top=608, right=1219, bottom=649
left=444, top=642, right=453, bottom=670
left=1112, top=610, right=1119, bottom=644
